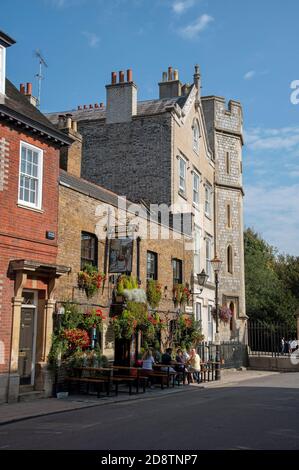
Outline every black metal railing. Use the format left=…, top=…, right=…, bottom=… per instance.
left=197, top=341, right=247, bottom=369
left=247, top=321, right=297, bottom=357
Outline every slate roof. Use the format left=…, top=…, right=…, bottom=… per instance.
left=0, top=80, right=73, bottom=146
left=47, top=95, right=188, bottom=125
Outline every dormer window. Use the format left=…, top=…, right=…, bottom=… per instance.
left=0, top=45, right=5, bottom=95
left=193, top=119, right=200, bottom=153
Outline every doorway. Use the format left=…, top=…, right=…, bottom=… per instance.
left=18, top=291, right=38, bottom=386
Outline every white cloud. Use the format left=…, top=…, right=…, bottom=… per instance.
left=245, top=126, right=299, bottom=151
left=172, top=0, right=196, bottom=14
left=244, top=70, right=256, bottom=80
left=179, top=14, right=214, bottom=39
left=46, top=0, right=82, bottom=7
left=245, top=184, right=299, bottom=255
left=82, top=31, right=100, bottom=48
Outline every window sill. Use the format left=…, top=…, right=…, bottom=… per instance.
left=204, top=212, right=212, bottom=221
left=193, top=203, right=200, bottom=210
left=178, top=190, right=187, bottom=200
left=17, top=203, right=44, bottom=214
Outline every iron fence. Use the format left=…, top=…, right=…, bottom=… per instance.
left=197, top=341, right=247, bottom=369
left=247, top=320, right=297, bottom=356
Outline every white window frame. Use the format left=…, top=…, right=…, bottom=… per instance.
left=194, top=225, right=201, bottom=275
left=0, top=45, right=6, bottom=95
left=193, top=120, right=200, bottom=153
left=18, top=141, right=43, bottom=210
left=195, top=302, right=202, bottom=324
left=179, top=156, right=186, bottom=193
left=205, top=236, right=212, bottom=280
left=205, top=182, right=212, bottom=218
left=193, top=171, right=200, bottom=206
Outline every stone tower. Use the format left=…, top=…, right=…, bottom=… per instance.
left=202, top=96, right=247, bottom=342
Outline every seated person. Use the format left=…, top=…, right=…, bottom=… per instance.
left=142, top=348, right=155, bottom=370
left=161, top=348, right=176, bottom=373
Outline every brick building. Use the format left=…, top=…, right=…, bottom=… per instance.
left=0, top=32, right=72, bottom=403
left=48, top=65, right=247, bottom=345
left=55, top=115, right=193, bottom=361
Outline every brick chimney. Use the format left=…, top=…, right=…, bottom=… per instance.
left=24, top=82, right=38, bottom=107
left=58, top=114, right=82, bottom=178
left=159, top=66, right=182, bottom=99
left=0, top=31, right=16, bottom=95
left=106, top=68, right=137, bottom=124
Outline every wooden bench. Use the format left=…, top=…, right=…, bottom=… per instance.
left=65, top=376, right=112, bottom=397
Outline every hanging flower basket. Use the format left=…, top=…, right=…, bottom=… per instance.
left=78, top=264, right=106, bottom=298
left=212, top=306, right=232, bottom=323
left=173, top=284, right=191, bottom=306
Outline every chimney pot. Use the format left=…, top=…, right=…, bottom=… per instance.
left=65, top=113, right=72, bottom=128
left=20, top=83, right=25, bottom=94
left=119, top=71, right=125, bottom=83
left=127, top=69, right=133, bottom=82
left=100, top=102, right=104, bottom=108
left=173, top=69, right=179, bottom=81
left=72, top=120, right=78, bottom=133
left=77, top=105, right=82, bottom=110
left=94, top=103, right=99, bottom=108
left=89, top=104, right=93, bottom=109
left=111, top=71, right=117, bottom=85
left=162, top=72, right=167, bottom=82
left=26, top=82, right=32, bottom=95
left=83, top=105, right=87, bottom=109
left=168, top=67, right=173, bottom=81
left=58, top=114, right=65, bottom=129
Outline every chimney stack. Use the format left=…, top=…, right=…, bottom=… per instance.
left=159, top=66, right=181, bottom=99
left=19, top=83, right=25, bottom=94
left=106, top=67, right=137, bottom=124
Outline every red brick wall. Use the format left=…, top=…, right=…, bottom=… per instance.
left=0, top=122, right=60, bottom=373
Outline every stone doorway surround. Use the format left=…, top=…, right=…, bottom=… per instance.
left=6, top=260, right=70, bottom=402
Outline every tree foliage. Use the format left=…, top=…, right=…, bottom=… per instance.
left=244, top=228, right=298, bottom=328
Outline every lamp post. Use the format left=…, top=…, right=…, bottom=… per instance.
left=211, top=255, right=222, bottom=381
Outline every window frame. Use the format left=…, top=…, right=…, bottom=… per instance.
left=194, top=225, right=201, bottom=275
left=192, top=171, right=200, bottom=207
left=204, top=182, right=212, bottom=218
left=227, top=204, right=231, bottom=228
left=147, top=250, right=158, bottom=281
left=192, top=120, right=200, bottom=153
left=179, top=156, right=186, bottom=194
left=226, top=152, right=230, bottom=174
left=172, top=258, right=183, bottom=285
left=205, top=236, right=212, bottom=279
left=81, top=231, right=98, bottom=269
left=18, top=141, right=43, bottom=210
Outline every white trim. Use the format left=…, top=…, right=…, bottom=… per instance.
left=21, top=290, right=38, bottom=386
left=192, top=170, right=200, bottom=207
left=0, top=45, right=6, bottom=95
left=178, top=155, right=186, bottom=193
left=18, top=141, right=43, bottom=210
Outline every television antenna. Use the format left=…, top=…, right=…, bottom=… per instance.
left=34, top=49, right=48, bottom=108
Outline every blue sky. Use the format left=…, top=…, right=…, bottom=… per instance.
left=2, top=0, right=299, bottom=255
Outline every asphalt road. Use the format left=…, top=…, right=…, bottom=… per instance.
left=0, top=373, right=299, bottom=450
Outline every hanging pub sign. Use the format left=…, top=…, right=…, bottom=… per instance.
left=109, top=238, right=133, bottom=273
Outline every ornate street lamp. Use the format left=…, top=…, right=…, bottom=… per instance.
left=211, top=255, right=222, bottom=380
left=196, top=269, right=209, bottom=294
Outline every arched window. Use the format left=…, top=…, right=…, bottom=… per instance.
left=227, top=245, right=233, bottom=274
left=227, top=204, right=231, bottom=228
left=193, top=120, right=200, bottom=153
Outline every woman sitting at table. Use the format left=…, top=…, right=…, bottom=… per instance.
left=187, top=348, right=201, bottom=383
left=142, top=348, right=155, bottom=370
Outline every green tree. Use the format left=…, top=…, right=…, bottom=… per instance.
left=244, top=228, right=297, bottom=328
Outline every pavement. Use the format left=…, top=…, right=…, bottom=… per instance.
left=0, top=369, right=278, bottom=426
